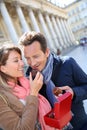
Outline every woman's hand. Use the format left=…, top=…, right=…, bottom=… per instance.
left=29, top=72, right=43, bottom=96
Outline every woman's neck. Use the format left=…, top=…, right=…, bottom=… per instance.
left=8, top=77, right=17, bottom=84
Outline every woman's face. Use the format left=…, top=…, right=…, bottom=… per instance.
left=1, top=50, right=24, bottom=78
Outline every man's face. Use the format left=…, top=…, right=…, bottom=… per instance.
left=24, top=41, right=50, bottom=71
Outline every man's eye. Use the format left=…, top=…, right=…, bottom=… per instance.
left=26, top=58, right=30, bottom=61
left=34, top=55, right=39, bottom=58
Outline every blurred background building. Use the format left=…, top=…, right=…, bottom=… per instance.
left=65, top=0, right=87, bottom=42
left=0, top=0, right=76, bottom=53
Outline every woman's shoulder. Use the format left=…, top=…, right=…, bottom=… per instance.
left=0, top=92, right=8, bottom=104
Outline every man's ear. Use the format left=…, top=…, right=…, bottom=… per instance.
left=46, top=48, right=50, bottom=57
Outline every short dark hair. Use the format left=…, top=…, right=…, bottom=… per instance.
left=19, top=31, right=47, bottom=53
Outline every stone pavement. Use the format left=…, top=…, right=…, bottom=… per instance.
left=62, top=44, right=87, bottom=113
left=64, top=45, right=87, bottom=74
left=61, top=45, right=78, bottom=57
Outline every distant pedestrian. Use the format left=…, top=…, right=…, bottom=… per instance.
left=57, top=48, right=61, bottom=55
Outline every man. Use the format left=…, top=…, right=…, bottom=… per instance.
left=19, top=31, right=87, bottom=130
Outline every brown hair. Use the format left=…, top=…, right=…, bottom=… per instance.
left=19, top=31, right=47, bottom=53
left=0, top=43, right=21, bottom=90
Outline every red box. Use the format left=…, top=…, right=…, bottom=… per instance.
left=44, top=92, right=72, bottom=129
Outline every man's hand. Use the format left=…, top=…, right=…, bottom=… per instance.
left=58, top=86, right=74, bottom=99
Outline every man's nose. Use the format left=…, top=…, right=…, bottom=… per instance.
left=30, top=59, right=36, bottom=67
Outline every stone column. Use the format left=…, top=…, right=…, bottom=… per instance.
left=0, top=1, right=18, bottom=44
left=51, top=15, right=63, bottom=49
left=56, top=17, right=67, bottom=48
left=64, top=19, right=73, bottom=45
left=38, top=11, right=56, bottom=53
left=15, top=4, right=31, bottom=32
left=60, top=18, right=70, bottom=47
left=60, top=18, right=68, bottom=47
left=62, top=19, right=72, bottom=46
left=28, top=8, right=40, bottom=32
left=45, top=13, right=58, bottom=48
left=66, top=20, right=76, bottom=44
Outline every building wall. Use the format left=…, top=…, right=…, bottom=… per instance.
left=0, top=0, right=75, bottom=53
left=65, top=0, right=87, bottom=41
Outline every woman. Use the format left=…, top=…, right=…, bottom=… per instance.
left=0, top=44, right=54, bottom=130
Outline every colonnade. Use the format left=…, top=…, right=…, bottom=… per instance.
left=0, top=0, right=75, bottom=53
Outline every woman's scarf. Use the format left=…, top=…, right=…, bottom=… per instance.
left=8, top=77, right=55, bottom=130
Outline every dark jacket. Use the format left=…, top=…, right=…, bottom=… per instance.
left=26, top=55, right=87, bottom=130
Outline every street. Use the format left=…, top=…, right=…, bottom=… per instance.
left=65, top=45, right=87, bottom=113
left=66, top=45, right=87, bottom=74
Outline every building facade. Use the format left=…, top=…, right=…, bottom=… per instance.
left=0, top=0, right=75, bottom=53
left=65, top=0, right=87, bottom=41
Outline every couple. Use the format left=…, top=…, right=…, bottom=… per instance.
left=0, top=31, right=87, bottom=130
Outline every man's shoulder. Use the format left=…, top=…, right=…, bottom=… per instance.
left=52, top=55, right=77, bottom=72
left=59, top=56, right=70, bottom=63
left=52, top=53, right=74, bottom=64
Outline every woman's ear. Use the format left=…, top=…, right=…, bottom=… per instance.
left=0, top=65, right=6, bottom=73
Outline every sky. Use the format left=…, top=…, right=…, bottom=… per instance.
left=50, top=0, right=76, bottom=7
left=58, top=0, right=76, bottom=6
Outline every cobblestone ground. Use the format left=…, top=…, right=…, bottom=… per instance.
left=64, top=45, right=87, bottom=113
left=66, top=45, right=87, bottom=74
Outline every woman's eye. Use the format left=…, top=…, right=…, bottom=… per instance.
left=14, top=60, right=18, bottom=62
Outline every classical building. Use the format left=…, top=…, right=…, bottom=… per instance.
left=0, top=0, right=75, bottom=53
left=65, top=0, right=87, bottom=41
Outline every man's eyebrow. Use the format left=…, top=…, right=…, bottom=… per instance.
left=24, top=56, right=30, bottom=59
